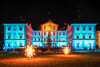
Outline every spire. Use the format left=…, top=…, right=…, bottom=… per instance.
left=47, top=8, right=54, bottom=21
left=48, top=10, right=52, bottom=20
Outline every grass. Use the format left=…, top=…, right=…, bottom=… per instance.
left=0, top=52, right=100, bottom=67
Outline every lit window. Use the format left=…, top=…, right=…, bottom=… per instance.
left=83, top=27, right=85, bottom=31
left=44, top=26, right=46, bottom=30
left=63, top=38, right=65, bottom=41
left=77, top=27, right=79, bottom=31
left=53, top=26, right=55, bottom=29
left=59, top=38, right=61, bottom=41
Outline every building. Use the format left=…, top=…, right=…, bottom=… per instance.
left=32, top=20, right=68, bottom=48
left=26, top=24, right=33, bottom=45
left=2, top=21, right=97, bottom=51
left=0, top=24, right=4, bottom=51
left=3, top=23, right=33, bottom=51
left=67, top=24, right=73, bottom=47
left=96, top=31, right=100, bottom=49
left=67, top=23, right=96, bottom=51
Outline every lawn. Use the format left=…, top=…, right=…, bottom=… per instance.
left=0, top=52, right=100, bottom=67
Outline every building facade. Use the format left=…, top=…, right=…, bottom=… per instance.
left=0, top=24, right=4, bottom=51
left=67, top=23, right=96, bottom=51
left=96, top=31, right=100, bottom=49
left=2, top=21, right=97, bottom=51
left=3, top=23, right=33, bottom=51
left=32, top=20, right=68, bottom=48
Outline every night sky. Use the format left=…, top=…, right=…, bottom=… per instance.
left=0, top=1, right=100, bottom=30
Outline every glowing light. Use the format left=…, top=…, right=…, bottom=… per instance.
left=25, top=45, right=36, bottom=60
left=63, top=46, right=71, bottom=55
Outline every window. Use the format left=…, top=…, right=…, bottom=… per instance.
left=59, top=38, right=61, bottom=41
left=35, top=32, right=36, bottom=35
left=59, top=32, right=61, bottom=35
left=83, top=27, right=85, bottom=31
left=8, top=27, right=11, bottom=31
left=20, top=35, right=22, bottom=38
left=89, top=27, right=91, bottom=31
left=44, top=26, right=46, bottom=30
left=35, top=38, right=36, bottom=41
left=19, top=26, right=22, bottom=31
left=53, top=32, right=55, bottom=35
left=44, top=32, right=46, bottom=35
left=8, top=35, right=10, bottom=39
left=8, top=43, right=10, bottom=47
left=53, top=26, right=55, bottom=29
left=63, top=38, right=65, bottom=41
left=83, top=35, right=85, bottom=39
left=38, top=38, right=40, bottom=41
left=77, top=43, right=79, bottom=48
left=39, top=32, right=40, bottom=35
left=89, top=35, right=91, bottom=39
left=77, top=27, right=79, bottom=31
left=77, top=36, right=79, bottom=39
left=63, top=32, right=65, bottom=35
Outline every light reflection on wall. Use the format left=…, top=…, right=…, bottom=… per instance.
left=3, top=24, right=26, bottom=51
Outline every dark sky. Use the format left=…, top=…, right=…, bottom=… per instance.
left=0, top=0, right=100, bottom=29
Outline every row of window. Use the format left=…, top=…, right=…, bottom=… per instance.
left=7, top=42, right=23, bottom=47
left=76, top=35, right=92, bottom=39
left=76, top=43, right=91, bottom=48
left=7, top=35, right=23, bottom=39
left=44, top=26, right=55, bottom=30
left=77, top=27, right=92, bottom=31
left=8, top=26, right=23, bottom=31
left=34, top=32, right=66, bottom=35
left=33, top=38, right=66, bottom=41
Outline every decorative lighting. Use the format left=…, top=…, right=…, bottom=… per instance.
left=63, top=46, right=71, bottom=55
left=25, top=45, right=36, bottom=60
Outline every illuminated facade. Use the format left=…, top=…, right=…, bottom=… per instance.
left=3, top=21, right=97, bottom=51
left=67, top=23, right=96, bottom=50
left=32, top=20, right=68, bottom=48
left=96, top=31, right=100, bottom=49
left=3, top=23, right=33, bottom=51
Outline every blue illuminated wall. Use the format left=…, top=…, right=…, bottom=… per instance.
left=32, top=30, right=68, bottom=48
left=3, top=24, right=26, bottom=51
left=71, top=24, right=96, bottom=50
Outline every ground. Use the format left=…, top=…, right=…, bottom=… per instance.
left=0, top=52, right=100, bottom=67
